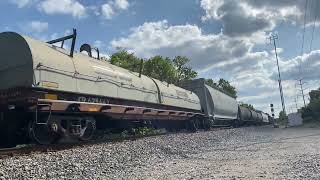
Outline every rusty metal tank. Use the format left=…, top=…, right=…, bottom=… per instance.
left=0, top=32, right=201, bottom=111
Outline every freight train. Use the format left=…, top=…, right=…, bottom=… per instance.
left=0, top=30, right=271, bottom=147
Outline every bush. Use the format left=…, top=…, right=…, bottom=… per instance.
left=277, top=111, right=288, bottom=125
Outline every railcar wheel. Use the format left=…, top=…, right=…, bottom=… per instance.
left=186, top=119, right=198, bottom=132
left=232, top=119, right=240, bottom=128
left=28, top=117, right=60, bottom=145
left=79, top=117, right=96, bottom=141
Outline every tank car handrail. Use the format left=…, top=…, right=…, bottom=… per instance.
left=46, top=29, right=77, bottom=57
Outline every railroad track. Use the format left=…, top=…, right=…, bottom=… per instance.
left=0, top=126, right=233, bottom=159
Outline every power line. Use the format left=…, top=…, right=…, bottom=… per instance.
left=309, top=0, right=318, bottom=52
left=300, top=0, right=308, bottom=74
left=296, top=0, right=309, bottom=108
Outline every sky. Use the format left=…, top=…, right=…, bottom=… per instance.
left=1, top=0, right=320, bottom=116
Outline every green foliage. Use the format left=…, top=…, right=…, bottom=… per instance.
left=277, top=110, right=288, bottom=125
left=172, top=56, right=198, bottom=85
left=239, top=102, right=255, bottom=110
left=301, top=89, right=320, bottom=123
left=132, top=127, right=155, bottom=136
left=205, top=79, right=216, bottom=88
left=205, top=78, right=237, bottom=98
left=143, top=56, right=175, bottom=82
left=109, top=49, right=142, bottom=72
left=218, top=78, right=237, bottom=98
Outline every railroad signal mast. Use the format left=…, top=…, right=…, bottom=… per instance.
left=270, top=103, right=275, bottom=118
left=270, top=103, right=277, bottom=127
left=269, top=34, right=287, bottom=116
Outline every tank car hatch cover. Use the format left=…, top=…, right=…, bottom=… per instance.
left=0, top=32, right=33, bottom=90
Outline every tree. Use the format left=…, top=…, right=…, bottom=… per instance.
left=239, top=102, right=255, bottom=110
left=301, top=88, right=320, bottom=122
left=172, top=56, right=197, bottom=85
left=205, top=78, right=237, bottom=98
left=217, top=78, right=237, bottom=98
left=205, top=78, right=217, bottom=88
left=278, top=110, right=288, bottom=125
left=109, top=50, right=142, bottom=73
left=143, top=56, right=175, bottom=82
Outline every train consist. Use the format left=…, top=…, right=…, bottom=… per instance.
left=0, top=30, right=272, bottom=147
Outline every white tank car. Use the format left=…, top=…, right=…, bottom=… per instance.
left=239, top=106, right=253, bottom=122
left=0, top=32, right=201, bottom=111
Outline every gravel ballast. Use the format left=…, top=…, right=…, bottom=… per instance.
left=1, top=126, right=320, bottom=179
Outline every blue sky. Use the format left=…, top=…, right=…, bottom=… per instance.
left=1, top=0, right=320, bottom=115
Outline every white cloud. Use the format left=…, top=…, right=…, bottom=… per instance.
left=26, top=20, right=49, bottom=33
left=101, top=3, right=114, bottom=19
left=114, top=0, right=129, bottom=10
left=199, top=0, right=306, bottom=37
left=111, top=20, right=266, bottom=70
left=38, top=0, right=86, bottom=19
left=101, top=0, right=130, bottom=20
left=275, top=50, right=320, bottom=81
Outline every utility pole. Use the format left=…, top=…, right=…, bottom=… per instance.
left=298, top=79, right=307, bottom=107
left=269, top=34, right=287, bottom=118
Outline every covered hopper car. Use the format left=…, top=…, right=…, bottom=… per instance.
left=182, top=79, right=239, bottom=127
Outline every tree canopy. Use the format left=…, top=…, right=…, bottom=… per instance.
left=277, top=110, right=288, bottom=125
left=172, top=56, right=197, bottom=85
left=109, top=49, right=237, bottom=98
left=109, top=50, right=142, bottom=73
left=143, top=55, right=175, bottom=82
left=239, top=102, right=255, bottom=110
left=301, top=89, right=320, bottom=123
left=205, top=78, right=237, bottom=98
